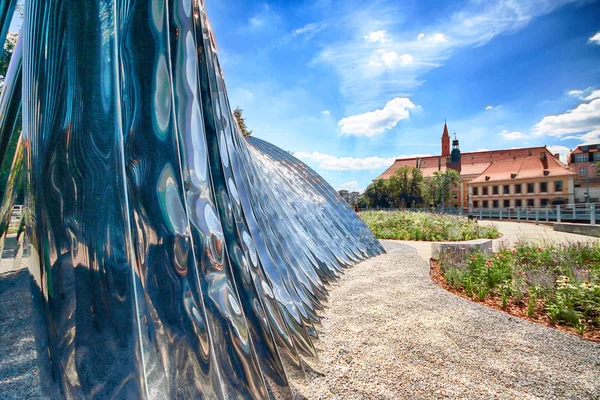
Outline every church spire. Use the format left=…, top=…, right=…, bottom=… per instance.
left=441, top=121, right=450, bottom=157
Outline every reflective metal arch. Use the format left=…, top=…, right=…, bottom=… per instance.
left=0, top=0, right=385, bottom=398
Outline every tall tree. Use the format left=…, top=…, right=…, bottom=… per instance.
left=233, top=107, right=252, bottom=136
left=387, top=166, right=424, bottom=208
left=423, top=169, right=460, bottom=208
left=362, top=179, right=391, bottom=208
left=0, top=32, right=18, bottom=92
left=0, top=32, right=20, bottom=200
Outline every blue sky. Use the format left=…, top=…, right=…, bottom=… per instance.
left=207, top=0, right=600, bottom=193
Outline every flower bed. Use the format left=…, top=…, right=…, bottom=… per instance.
left=360, top=210, right=500, bottom=241
left=435, top=241, right=600, bottom=341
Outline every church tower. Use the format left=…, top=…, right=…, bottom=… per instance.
left=441, top=121, right=450, bottom=156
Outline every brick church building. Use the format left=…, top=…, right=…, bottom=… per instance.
left=376, top=123, right=575, bottom=209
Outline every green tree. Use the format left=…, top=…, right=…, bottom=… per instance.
left=423, top=169, right=460, bottom=208
left=387, top=166, right=424, bottom=208
left=0, top=32, right=18, bottom=90
left=362, top=179, right=391, bottom=208
left=233, top=107, right=252, bottom=136
left=0, top=32, right=21, bottom=200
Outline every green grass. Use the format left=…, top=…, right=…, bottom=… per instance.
left=440, top=241, right=600, bottom=335
left=360, top=210, right=500, bottom=241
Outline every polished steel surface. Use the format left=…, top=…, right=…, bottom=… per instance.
left=0, top=0, right=384, bottom=398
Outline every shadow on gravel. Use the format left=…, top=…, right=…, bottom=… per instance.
left=0, top=269, right=41, bottom=399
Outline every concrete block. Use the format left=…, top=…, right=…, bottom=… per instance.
left=553, top=223, right=600, bottom=238
left=431, top=239, right=493, bottom=261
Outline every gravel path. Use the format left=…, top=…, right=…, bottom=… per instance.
left=294, top=240, right=600, bottom=399
left=3, top=240, right=600, bottom=399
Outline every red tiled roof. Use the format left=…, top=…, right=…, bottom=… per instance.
left=470, top=154, right=574, bottom=184
left=376, top=146, right=573, bottom=181
left=376, top=156, right=447, bottom=179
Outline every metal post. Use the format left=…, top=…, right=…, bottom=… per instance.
left=479, top=209, right=483, bottom=220
left=557, top=205, right=561, bottom=223
left=517, top=208, right=521, bottom=223
left=545, top=206, right=549, bottom=222
left=573, top=206, right=576, bottom=220
left=508, top=208, right=511, bottom=220
left=591, top=204, right=596, bottom=225
left=500, top=209, right=503, bottom=221
left=535, top=208, right=539, bottom=225
left=586, top=166, right=590, bottom=203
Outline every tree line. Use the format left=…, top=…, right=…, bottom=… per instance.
left=360, top=167, right=460, bottom=209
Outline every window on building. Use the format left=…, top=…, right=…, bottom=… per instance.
left=503, top=200, right=510, bottom=208
left=483, top=200, right=489, bottom=208
left=541, top=199, right=549, bottom=206
left=515, top=184, right=522, bottom=194
left=575, top=153, right=588, bottom=163
left=482, top=187, right=488, bottom=196
left=580, top=167, right=586, bottom=176
left=493, top=200, right=499, bottom=208
left=503, top=185, right=509, bottom=195
left=515, top=199, right=522, bottom=207
left=493, top=186, right=499, bottom=195
left=540, top=182, right=547, bottom=192
left=555, top=181, right=563, bottom=192
left=473, top=201, right=479, bottom=208
left=594, top=152, right=600, bottom=162
left=527, top=183, right=534, bottom=193
left=527, top=199, right=534, bottom=207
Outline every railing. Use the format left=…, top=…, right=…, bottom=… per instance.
left=360, top=203, right=600, bottom=225
left=465, top=203, right=599, bottom=225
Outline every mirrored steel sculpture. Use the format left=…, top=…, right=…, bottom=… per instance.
left=0, top=0, right=384, bottom=398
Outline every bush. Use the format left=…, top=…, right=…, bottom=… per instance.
left=360, top=210, right=500, bottom=241
left=439, top=241, right=600, bottom=336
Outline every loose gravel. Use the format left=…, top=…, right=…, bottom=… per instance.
left=293, top=240, right=600, bottom=399
left=2, top=240, right=600, bottom=399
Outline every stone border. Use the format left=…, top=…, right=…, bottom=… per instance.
left=554, top=222, right=600, bottom=238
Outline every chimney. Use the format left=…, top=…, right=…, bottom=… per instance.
left=554, top=153, right=560, bottom=159
left=540, top=151, right=548, bottom=169
left=438, top=158, right=441, bottom=171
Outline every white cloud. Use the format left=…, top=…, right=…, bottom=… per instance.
left=316, top=0, right=579, bottom=107
left=577, top=130, right=600, bottom=144
left=547, top=145, right=571, bottom=163
left=295, top=151, right=432, bottom=171
left=533, top=98, right=600, bottom=137
left=475, top=148, right=490, bottom=152
left=588, top=32, right=600, bottom=45
left=338, top=97, right=416, bottom=137
left=321, top=110, right=331, bottom=115
left=485, top=105, right=494, bottom=110
left=417, top=32, right=448, bottom=43
left=585, top=90, right=600, bottom=101
left=336, top=181, right=360, bottom=190
left=290, top=23, right=327, bottom=40
left=568, top=89, right=584, bottom=97
left=294, top=152, right=397, bottom=170
left=249, top=16, right=264, bottom=28
left=379, top=51, right=413, bottom=67
left=499, top=130, right=528, bottom=140
left=365, top=30, right=389, bottom=43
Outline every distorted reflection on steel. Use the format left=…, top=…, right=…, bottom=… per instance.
left=0, top=0, right=385, bottom=398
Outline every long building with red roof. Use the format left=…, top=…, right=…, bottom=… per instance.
left=376, top=123, right=575, bottom=209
